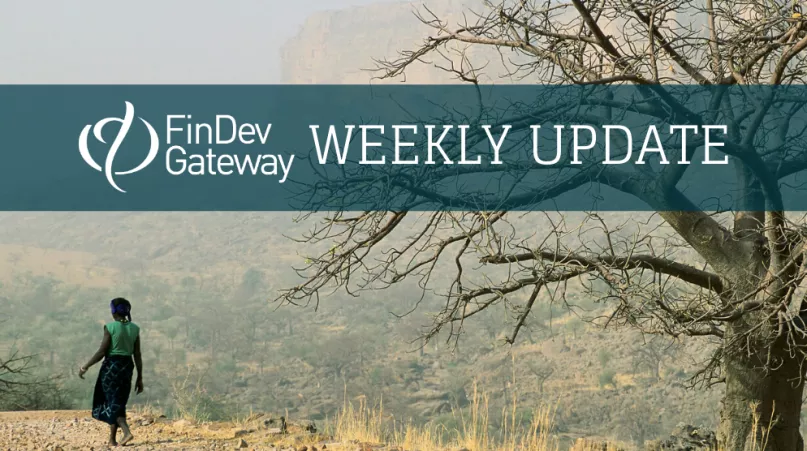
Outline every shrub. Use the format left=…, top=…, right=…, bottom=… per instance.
left=597, top=349, right=612, bottom=368
left=598, top=369, right=617, bottom=389
left=170, top=367, right=227, bottom=422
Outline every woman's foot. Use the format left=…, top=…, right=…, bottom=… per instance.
left=119, top=433, right=134, bottom=446
left=107, top=440, right=118, bottom=447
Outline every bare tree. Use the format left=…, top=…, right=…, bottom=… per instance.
left=0, top=352, right=36, bottom=399
left=631, top=336, right=679, bottom=381
left=280, top=1, right=807, bottom=449
left=0, top=351, right=66, bottom=410
left=526, top=358, right=554, bottom=393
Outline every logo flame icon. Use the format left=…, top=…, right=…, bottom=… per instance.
left=78, top=101, right=159, bottom=193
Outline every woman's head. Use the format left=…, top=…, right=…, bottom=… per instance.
left=110, top=297, right=132, bottom=322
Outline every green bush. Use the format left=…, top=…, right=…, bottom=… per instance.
left=598, top=369, right=617, bottom=389
left=598, top=349, right=612, bottom=368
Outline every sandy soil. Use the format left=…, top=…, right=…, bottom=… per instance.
left=0, top=410, right=337, bottom=451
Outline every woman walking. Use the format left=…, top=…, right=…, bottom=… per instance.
left=79, top=298, right=144, bottom=447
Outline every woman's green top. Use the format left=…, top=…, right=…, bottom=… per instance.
left=105, top=320, right=140, bottom=357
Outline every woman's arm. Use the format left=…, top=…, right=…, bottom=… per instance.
left=78, top=326, right=110, bottom=379
left=133, top=335, right=143, bottom=394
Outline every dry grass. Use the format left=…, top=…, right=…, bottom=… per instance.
left=231, top=407, right=258, bottom=430
left=333, top=383, right=619, bottom=451
left=724, top=401, right=773, bottom=451
left=170, top=366, right=226, bottom=423
left=333, top=387, right=779, bottom=451
left=334, top=396, right=386, bottom=445
left=129, top=402, right=164, bottom=419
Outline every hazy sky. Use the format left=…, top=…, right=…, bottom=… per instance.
left=1, top=0, right=396, bottom=83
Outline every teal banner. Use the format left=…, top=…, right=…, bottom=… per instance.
left=1, top=85, right=805, bottom=211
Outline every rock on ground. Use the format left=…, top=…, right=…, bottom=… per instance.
left=645, top=424, right=717, bottom=451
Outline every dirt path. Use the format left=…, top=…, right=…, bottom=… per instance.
left=0, top=410, right=335, bottom=451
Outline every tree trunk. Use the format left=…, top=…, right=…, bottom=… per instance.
left=719, top=327, right=805, bottom=451
left=716, top=208, right=806, bottom=450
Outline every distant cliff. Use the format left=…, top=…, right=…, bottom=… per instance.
left=281, top=0, right=497, bottom=84
left=281, top=0, right=673, bottom=85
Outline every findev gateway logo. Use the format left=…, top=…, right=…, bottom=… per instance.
left=78, top=102, right=295, bottom=193
left=78, top=102, right=159, bottom=193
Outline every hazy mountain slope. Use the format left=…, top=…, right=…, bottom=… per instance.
left=280, top=0, right=521, bottom=84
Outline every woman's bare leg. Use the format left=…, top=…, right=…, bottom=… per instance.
left=108, top=424, right=118, bottom=446
left=117, top=417, right=134, bottom=446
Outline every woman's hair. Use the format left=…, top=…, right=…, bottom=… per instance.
left=110, top=297, right=132, bottom=322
